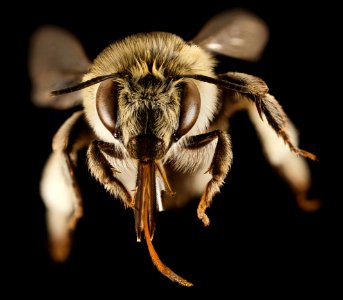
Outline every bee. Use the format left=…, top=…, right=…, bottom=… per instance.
left=29, top=8, right=319, bottom=287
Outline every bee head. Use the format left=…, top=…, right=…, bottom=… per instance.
left=52, top=32, right=219, bottom=161
left=95, top=72, right=201, bottom=161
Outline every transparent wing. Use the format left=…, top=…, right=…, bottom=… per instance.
left=192, top=8, right=269, bottom=62
left=28, top=25, right=91, bottom=109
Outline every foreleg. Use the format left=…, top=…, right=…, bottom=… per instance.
left=184, top=130, right=232, bottom=226
left=87, top=141, right=134, bottom=208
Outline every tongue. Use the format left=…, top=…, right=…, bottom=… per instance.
left=134, top=161, right=193, bottom=287
left=134, top=161, right=156, bottom=242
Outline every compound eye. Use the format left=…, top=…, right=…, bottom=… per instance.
left=174, top=79, right=201, bottom=140
left=96, top=79, right=117, bottom=135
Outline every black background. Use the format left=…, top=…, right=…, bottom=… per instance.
left=5, top=0, right=341, bottom=296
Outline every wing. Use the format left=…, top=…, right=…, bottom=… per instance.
left=192, top=8, right=269, bottom=62
left=28, top=25, right=91, bottom=109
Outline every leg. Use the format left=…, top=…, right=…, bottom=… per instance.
left=218, top=72, right=320, bottom=211
left=219, top=72, right=317, bottom=161
left=41, top=111, right=94, bottom=261
left=87, top=141, right=134, bottom=208
left=247, top=106, right=320, bottom=211
left=184, top=130, right=232, bottom=226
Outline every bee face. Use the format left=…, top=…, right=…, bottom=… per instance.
left=82, top=31, right=218, bottom=160
left=117, top=73, right=180, bottom=160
